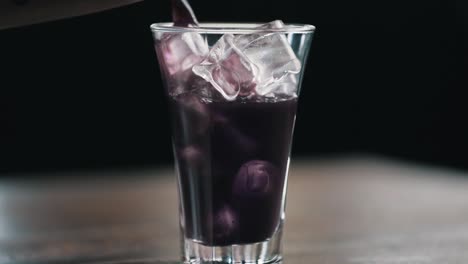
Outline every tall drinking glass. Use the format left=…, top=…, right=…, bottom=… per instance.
left=151, top=22, right=314, bottom=263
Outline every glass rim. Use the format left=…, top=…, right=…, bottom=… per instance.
left=150, top=22, right=315, bottom=34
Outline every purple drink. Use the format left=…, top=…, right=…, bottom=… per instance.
left=170, top=93, right=297, bottom=245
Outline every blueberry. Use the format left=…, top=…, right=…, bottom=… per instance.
left=213, top=205, right=238, bottom=240
left=233, top=160, right=279, bottom=197
left=231, top=161, right=282, bottom=242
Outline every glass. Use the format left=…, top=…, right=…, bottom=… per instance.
left=150, top=22, right=314, bottom=263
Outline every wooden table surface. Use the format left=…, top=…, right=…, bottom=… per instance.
left=1, top=157, right=468, bottom=264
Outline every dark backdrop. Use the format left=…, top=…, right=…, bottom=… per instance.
left=0, top=0, right=467, bottom=174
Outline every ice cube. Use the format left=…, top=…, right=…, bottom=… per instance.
left=262, top=74, right=298, bottom=98
left=158, top=33, right=208, bottom=75
left=192, top=20, right=301, bottom=100
left=193, top=34, right=258, bottom=100
left=236, top=20, right=301, bottom=96
left=155, top=32, right=209, bottom=95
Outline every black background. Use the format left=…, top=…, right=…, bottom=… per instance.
left=0, top=0, right=467, bottom=174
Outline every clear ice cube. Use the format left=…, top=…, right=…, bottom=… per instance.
left=155, top=31, right=209, bottom=96
left=192, top=34, right=258, bottom=100
left=236, top=20, right=301, bottom=96
left=159, top=33, right=208, bottom=76
left=262, top=74, right=298, bottom=98
left=192, top=20, right=301, bottom=100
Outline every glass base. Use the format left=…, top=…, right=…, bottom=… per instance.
left=182, top=224, right=283, bottom=264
